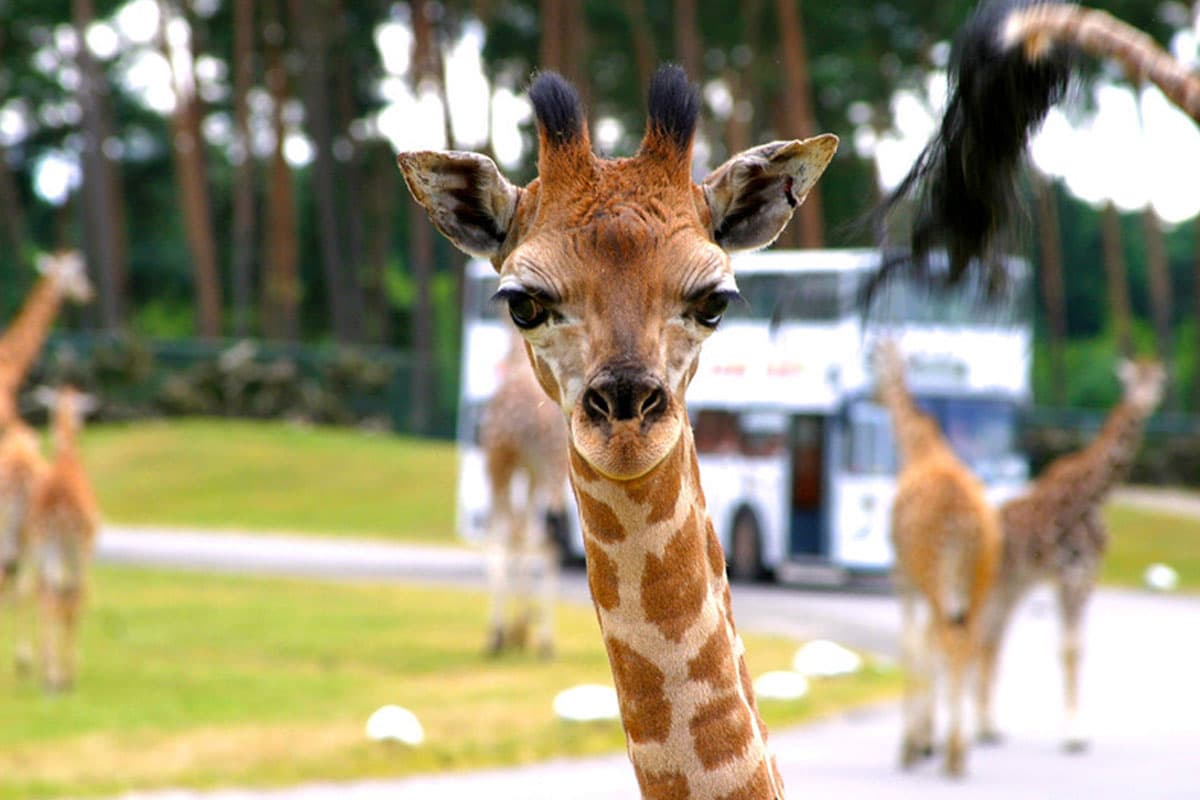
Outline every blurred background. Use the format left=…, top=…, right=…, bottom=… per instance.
left=1, top=0, right=1197, bottom=446
left=2, top=1, right=1200, bottom=799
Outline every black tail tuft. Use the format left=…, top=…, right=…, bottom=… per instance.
left=868, top=0, right=1072, bottom=304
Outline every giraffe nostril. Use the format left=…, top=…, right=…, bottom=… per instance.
left=583, top=388, right=611, bottom=422
left=639, top=386, right=667, bottom=421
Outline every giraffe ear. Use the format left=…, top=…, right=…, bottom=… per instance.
left=702, top=134, right=838, bottom=252
left=397, top=150, right=519, bottom=259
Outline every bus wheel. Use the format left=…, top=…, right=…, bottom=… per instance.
left=729, top=510, right=762, bottom=583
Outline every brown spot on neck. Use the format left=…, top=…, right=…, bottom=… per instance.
left=641, top=507, right=708, bottom=642
left=575, top=490, right=627, bottom=544
left=607, top=636, right=671, bottom=744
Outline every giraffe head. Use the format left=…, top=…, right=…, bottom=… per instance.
left=34, top=386, right=98, bottom=449
left=399, top=67, right=836, bottom=479
left=36, top=251, right=93, bottom=304
left=1116, top=358, right=1166, bottom=415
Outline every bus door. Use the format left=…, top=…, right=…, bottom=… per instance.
left=789, top=415, right=825, bottom=557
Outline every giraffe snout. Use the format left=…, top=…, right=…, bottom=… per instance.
left=582, top=368, right=668, bottom=425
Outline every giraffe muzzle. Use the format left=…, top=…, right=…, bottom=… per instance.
left=581, top=369, right=668, bottom=426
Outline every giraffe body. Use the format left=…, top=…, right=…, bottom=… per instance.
left=0, top=420, right=47, bottom=673
left=480, top=334, right=569, bottom=657
left=28, top=387, right=100, bottom=692
left=876, top=340, right=1000, bottom=778
left=400, top=65, right=837, bottom=797
left=0, top=252, right=93, bottom=430
left=976, top=359, right=1165, bottom=750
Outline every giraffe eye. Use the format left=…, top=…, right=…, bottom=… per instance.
left=692, top=290, right=737, bottom=329
left=503, top=290, right=549, bottom=330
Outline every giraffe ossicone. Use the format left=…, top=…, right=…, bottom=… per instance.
left=399, top=65, right=836, bottom=799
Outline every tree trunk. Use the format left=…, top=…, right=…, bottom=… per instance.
left=1032, top=173, right=1068, bottom=405
left=290, top=0, right=363, bottom=343
left=0, top=143, right=26, bottom=262
left=539, top=0, right=563, bottom=72
left=1100, top=201, right=1134, bottom=357
left=231, top=0, right=257, bottom=337
left=622, top=0, right=656, bottom=99
left=159, top=0, right=223, bottom=338
left=408, top=196, right=435, bottom=433
left=674, top=0, right=703, bottom=78
left=1142, top=207, right=1172, bottom=365
left=261, top=1, right=300, bottom=341
left=774, top=0, right=825, bottom=249
left=362, top=145, right=394, bottom=344
left=74, top=0, right=128, bottom=329
left=1193, top=214, right=1200, bottom=410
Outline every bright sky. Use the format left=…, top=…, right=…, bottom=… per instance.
left=14, top=3, right=1200, bottom=228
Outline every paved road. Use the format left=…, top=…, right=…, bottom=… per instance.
left=95, top=522, right=1200, bottom=799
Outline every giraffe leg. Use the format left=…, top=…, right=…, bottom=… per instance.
left=12, top=558, right=35, bottom=676
left=484, top=481, right=515, bottom=657
left=506, top=480, right=537, bottom=652
left=975, top=634, right=1002, bottom=745
left=1058, top=578, right=1092, bottom=753
left=940, top=623, right=972, bottom=778
left=58, top=590, right=82, bottom=691
left=39, top=589, right=66, bottom=692
left=533, top=519, right=559, bottom=661
left=899, top=590, right=936, bottom=768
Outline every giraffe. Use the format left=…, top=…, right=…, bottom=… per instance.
left=0, top=251, right=94, bottom=431
left=873, top=339, right=1001, bottom=777
left=976, top=358, right=1165, bottom=751
left=0, top=418, right=47, bottom=675
left=479, top=330, right=569, bottom=658
left=399, top=65, right=837, bottom=798
left=28, top=386, right=100, bottom=692
left=872, top=0, right=1200, bottom=295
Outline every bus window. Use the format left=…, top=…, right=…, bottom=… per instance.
left=739, top=411, right=787, bottom=456
left=845, top=401, right=897, bottom=475
left=694, top=410, right=741, bottom=454
left=726, top=271, right=846, bottom=322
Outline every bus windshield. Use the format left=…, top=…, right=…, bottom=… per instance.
left=846, top=396, right=1021, bottom=482
left=725, top=271, right=849, bottom=322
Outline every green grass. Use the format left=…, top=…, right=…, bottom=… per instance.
left=1103, top=504, right=1200, bottom=592
left=81, top=419, right=458, bottom=543
left=0, top=566, right=899, bottom=800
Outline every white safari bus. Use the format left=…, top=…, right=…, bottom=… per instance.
left=456, top=249, right=1031, bottom=583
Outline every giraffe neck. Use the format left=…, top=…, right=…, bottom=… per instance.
left=1068, top=398, right=1148, bottom=503
left=568, top=429, right=781, bottom=800
left=878, top=372, right=944, bottom=464
left=0, top=276, right=66, bottom=395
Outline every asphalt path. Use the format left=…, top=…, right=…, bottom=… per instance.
left=93, top=518, right=1200, bottom=799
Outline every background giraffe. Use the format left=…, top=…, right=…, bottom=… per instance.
left=0, top=251, right=93, bottom=431
left=976, top=358, right=1166, bottom=750
left=874, top=339, right=1001, bottom=777
left=0, top=418, right=47, bottom=675
left=479, top=330, right=569, bottom=657
left=400, top=65, right=836, bottom=798
left=28, top=386, right=100, bottom=692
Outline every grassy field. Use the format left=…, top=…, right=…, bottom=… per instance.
left=0, top=565, right=899, bottom=800
left=1103, top=505, right=1200, bottom=592
left=83, top=419, right=457, bottom=542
